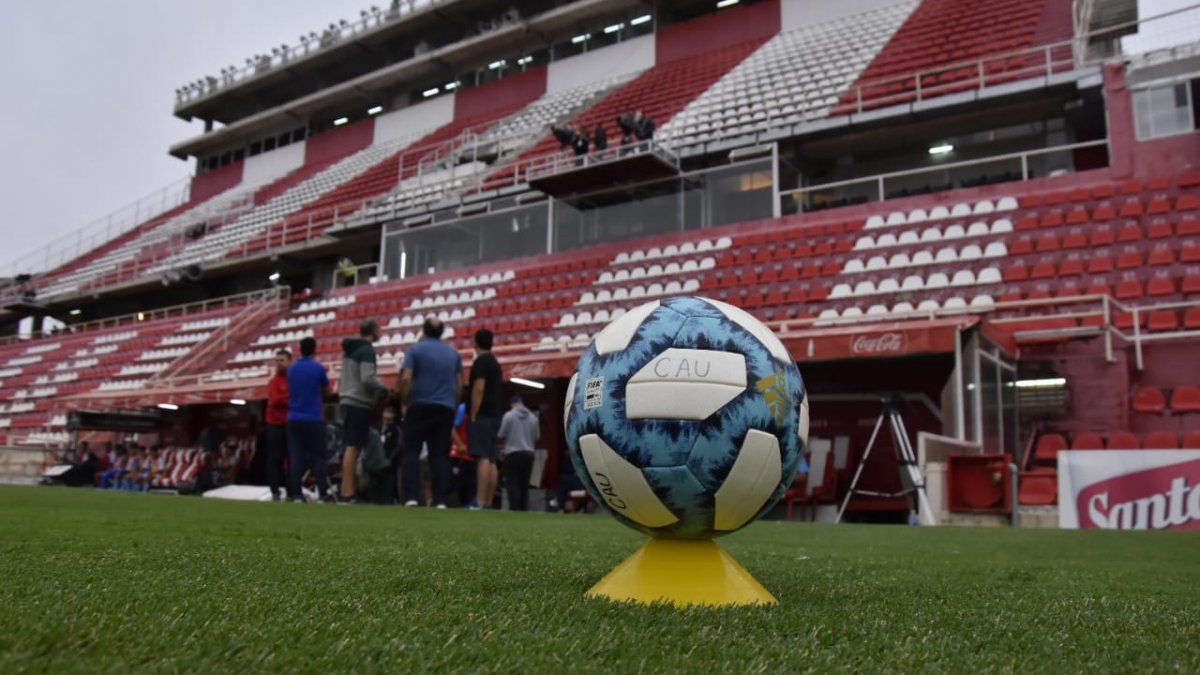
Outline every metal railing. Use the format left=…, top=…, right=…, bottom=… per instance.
left=331, top=262, right=380, bottom=289
left=150, top=287, right=289, bottom=381
left=778, top=139, right=1110, bottom=213
left=1, top=176, right=191, bottom=279
left=0, top=287, right=286, bottom=347
left=523, top=139, right=681, bottom=183
left=174, top=0, right=450, bottom=107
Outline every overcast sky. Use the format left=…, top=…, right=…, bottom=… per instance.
left=0, top=0, right=366, bottom=269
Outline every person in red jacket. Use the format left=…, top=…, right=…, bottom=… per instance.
left=265, top=348, right=291, bottom=501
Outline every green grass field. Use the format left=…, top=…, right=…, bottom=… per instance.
left=1, top=486, right=1198, bottom=673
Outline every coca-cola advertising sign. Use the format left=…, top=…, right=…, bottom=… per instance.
left=1058, top=450, right=1200, bottom=530
left=850, top=332, right=906, bottom=356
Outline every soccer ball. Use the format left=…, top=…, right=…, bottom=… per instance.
left=564, top=296, right=808, bottom=539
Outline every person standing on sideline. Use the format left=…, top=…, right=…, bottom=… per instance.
left=265, top=349, right=291, bottom=501
left=497, top=395, right=540, bottom=511
left=396, top=318, right=462, bottom=507
left=339, top=319, right=389, bottom=502
left=287, top=337, right=331, bottom=502
left=467, top=329, right=503, bottom=509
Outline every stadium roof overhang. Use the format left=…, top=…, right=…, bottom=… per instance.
left=170, top=0, right=648, bottom=160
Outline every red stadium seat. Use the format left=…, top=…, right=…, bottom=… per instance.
left=1092, top=202, right=1116, bottom=220
left=1143, top=431, right=1179, bottom=449
left=1018, top=470, right=1057, bottom=505
left=1147, top=276, right=1176, bottom=296
left=1090, top=226, right=1115, bottom=246
left=1004, top=263, right=1029, bottom=282
left=1147, top=246, right=1175, bottom=266
left=1119, top=198, right=1144, bottom=217
left=1010, top=236, right=1034, bottom=255
left=1058, top=257, right=1085, bottom=277
left=1106, top=431, right=1141, bottom=450
left=1030, top=260, right=1057, bottom=280
left=1065, top=207, right=1089, bottom=224
left=1033, top=433, right=1067, bottom=463
left=1148, top=311, right=1179, bottom=331
left=1071, top=432, right=1105, bottom=450
left=1086, top=255, right=1114, bottom=273
left=1147, top=195, right=1171, bottom=214
left=1183, top=431, right=1200, bottom=449
left=1039, top=210, right=1064, bottom=228
left=1180, top=215, right=1200, bottom=236
left=1170, top=386, right=1200, bottom=413
left=1115, top=279, right=1143, bottom=300
left=1147, top=219, right=1173, bottom=239
left=1132, top=387, right=1167, bottom=413
left=1116, top=248, right=1143, bottom=269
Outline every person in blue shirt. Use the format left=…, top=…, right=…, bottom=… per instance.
left=287, top=336, right=331, bottom=502
left=396, top=318, right=462, bottom=507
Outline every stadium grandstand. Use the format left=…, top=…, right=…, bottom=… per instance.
left=3, top=0, right=1199, bottom=526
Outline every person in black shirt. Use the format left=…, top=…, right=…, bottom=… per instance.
left=551, top=123, right=576, bottom=148
left=634, top=110, right=656, bottom=141
left=593, top=123, right=608, bottom=152
left=467, top=328, right=504, bottom=509
left=616, top=113, right=636, bottom=145
left=571, top=130, right=590, bottom=157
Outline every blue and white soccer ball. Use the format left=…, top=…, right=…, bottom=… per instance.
left=564, top=296, right=808, bottom=539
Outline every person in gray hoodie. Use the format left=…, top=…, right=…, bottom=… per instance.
left=497, top=395, right=540, bottom=511
left=339, top=318, right=389, bottom=501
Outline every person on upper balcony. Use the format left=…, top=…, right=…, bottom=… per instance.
left=552, top=123, right=577, bottom=149
left=571, top=129, right=590, bottom=157
left=633, top=110, right=656, bottom=142
left=616, top=113, right=637, bottom=147
left=593, top=123, right=608, bottom=152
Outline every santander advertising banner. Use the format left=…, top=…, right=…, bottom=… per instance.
left=1058, top=450, right=1200, bottom=530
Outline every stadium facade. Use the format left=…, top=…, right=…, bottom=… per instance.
left=2, top=0, right=1199, bottom=524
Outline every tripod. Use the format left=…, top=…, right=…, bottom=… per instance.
left=836, top=395, right=937, bottom=526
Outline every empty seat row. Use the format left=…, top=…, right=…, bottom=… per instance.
left=277, top=311, right=337, bottom=328
left=612, top=238, right=732, bottom=265
left=429, top=270, right=514, bottom=291
left=855, top=220, right=1012, bottom=250
left=844, top=244, right=1007, bottom=272
left=1035, top=429, right=1200, bottom=460
left=386, top=308, right=477, bottom=330
left=296, top=295, right=356, bottom=312
left=577, top=279, right=703, bottom=306
left=864, top=198, right=1018, bottom=228
left=596, top=259, right=716, bottom=285
left=829, top=268, right=1001, bottom=298
left=817, top=295, right=995, bottom=320
left=1131, top=386, right=1200, bottom=414
left=410, top=288, right=496, bottom=309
